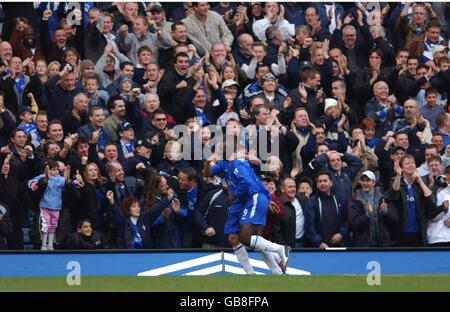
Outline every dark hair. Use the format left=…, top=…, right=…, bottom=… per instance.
left=46, top=159, right=59, bottom=170
left=171, top=21, right=186, bottom=32
left=315, top=142, right=328, bottom=154
left=107, top=95, right=125, bottom=112
left=74, top=136, right=90, bottom=151
left=174, top=52, right=189, bottom=62
left=137, top=45, right=152, bottom=56
left=47, top=119, right=63, bottom=131
left=119, top=196, right=139, bottom=217
left=298, top=176, right=314, bottom=189
left=331, top=77, right=346, bottom=89
left=43, top=139, right=58, bottom=155
left=88, top=105, right=103, bottom=117
left=315, top=170, right=332, bottom=181
left=394, top=131, right=408, bottom=140
left=416, top=63, right=429, bottom=73
left=119, top=61, right=134, bottom=71
left=151, top=108, right=167, bottom=119
left=426, top=20, right=441, bottom=31
left=395, top=48, right=409, bottom=58
left=76, top=218, right=92, bottom=230
left=425, top=87, right=438, bottom=97
left=143, top=174, right=164, bottom=209
left=255, top=63, right=270, bottom=76
left=180, top=167, right=198, bottom=182
left=427, top=155, right=442, bottom=165
left=280, top=176, right=295, bottom=187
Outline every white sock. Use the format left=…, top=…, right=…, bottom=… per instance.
left=233, top=243, right=254, bottom=274
left=250, top=235, right=283, bottom=254
left=261, top=251, right=282, bottom=275
left=48, top=233, right=55, bottom=250
left=41, top=233, right=48, bottom=247
left=272, top=252, right=281, bottom=264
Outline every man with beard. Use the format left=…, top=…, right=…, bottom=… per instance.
left=10, top=26, right=45, bottom=61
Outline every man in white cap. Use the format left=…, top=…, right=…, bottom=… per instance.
left=348, top=170, right=398, bottom=247
left=319, top=98, right=349, bottom=141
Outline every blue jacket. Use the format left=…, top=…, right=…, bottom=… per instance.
left=364, top=97, right=403, bottom=137
left=108, top=196, right=169, bottom=249
left=28, top=174, right=65, bottom=210
left=78, top=123, right=113, bottom=151
left=149, top=195, right=184, bottom=248
left=304, top=191, right=350, bottom=247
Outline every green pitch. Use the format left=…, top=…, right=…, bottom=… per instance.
left=1, top=275, right=450, bottom=292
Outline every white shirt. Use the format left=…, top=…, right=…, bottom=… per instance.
left=429, top=187, right=450, bottom=244
left=292, top=198, right=305, bottom=239
left=325, top=3, right=337, bottom=34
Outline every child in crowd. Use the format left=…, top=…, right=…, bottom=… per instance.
left=28, top=160, right=70, bottom=250
left=18, top=106, right=41, bottom=148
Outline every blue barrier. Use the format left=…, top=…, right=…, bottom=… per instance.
left=1, top=249, right=450, bottom=277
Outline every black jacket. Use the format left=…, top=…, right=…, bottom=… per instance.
left=274, top=193, right=308, bottom=247
left=390, top=177, right=442, bottom=245
left=193, top=187, right=229, bottom=247
left=66, top=231, right=106, bottom=249
left=348, top=187, right=398, bottom=247
left=44, top=74, right=85, bottom=121
left=157, top=65, right=194, bottom=123
left=108, top=197, right=168, bottom=249
left=0, top=204, right=13, bottom=250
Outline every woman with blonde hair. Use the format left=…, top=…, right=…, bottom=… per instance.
left=70, top=163, right=108, bottom=234
left=266, top=155, right=283, bottom=179
left=46, top=61, right=61, bottom=79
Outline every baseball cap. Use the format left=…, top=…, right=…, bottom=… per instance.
left=299, top=61, right=314, bottom=72
left=261, top=72, right=276, bottom=82
left=19, top=106, right=33, bottom=115
left=222, top=79, right=239, bottom=89
left=251, top=2, right=263, bottom=7
left=147, top=2, right=163, bottom=12
left=117, top=122, right=133, bottom=133
left=121, top=76, right=133, bottom=85
left=360, top=170, right=376, bottom=181
left=136, top=138, right=152, bottom=149
left=324, top=98, right=338, bottom=112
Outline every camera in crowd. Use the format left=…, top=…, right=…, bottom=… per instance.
left=434, top=175, right=448, bottom=188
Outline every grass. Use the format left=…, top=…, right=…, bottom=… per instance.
left=1, top=275, right=450, bottom=292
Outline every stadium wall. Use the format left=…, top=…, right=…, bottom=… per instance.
left=1, top=249, right=450, bottom=277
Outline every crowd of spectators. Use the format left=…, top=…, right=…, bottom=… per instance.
left=1, top=2, right=450, bottom=250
